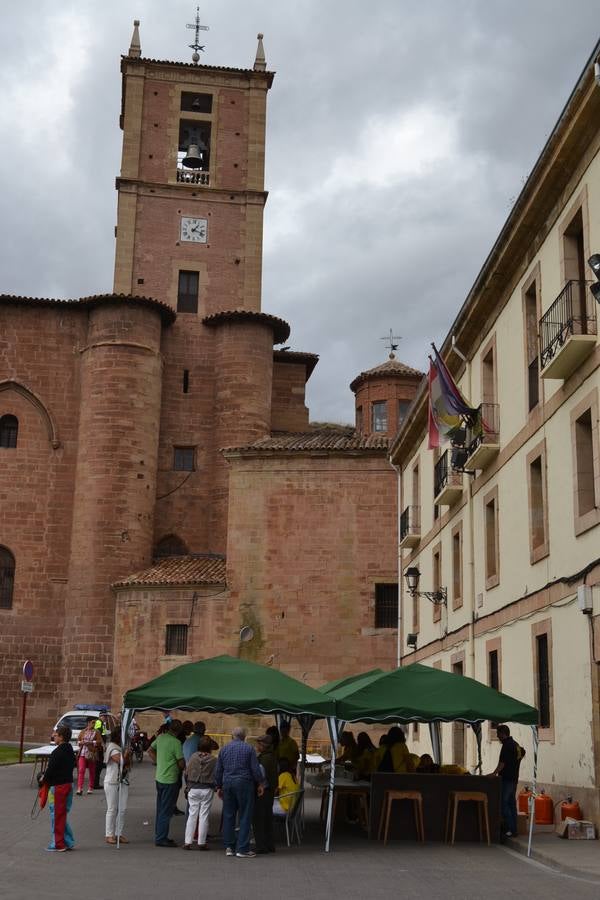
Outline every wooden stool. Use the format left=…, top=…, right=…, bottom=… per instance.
left=330, top=788, right=370, bottom=828
left=378, top=790, right=425, bottom=844
left=445, top=791, right=490, bottom=845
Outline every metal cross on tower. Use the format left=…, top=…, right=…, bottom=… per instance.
left=380, top=329, right=402, bottom=359
left=186, top=6, right=209, bottom=64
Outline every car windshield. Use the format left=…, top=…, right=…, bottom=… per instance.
left=59, top=715, right=93, bottom=731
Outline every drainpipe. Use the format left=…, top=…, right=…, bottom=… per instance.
left=390, top=459, right=403, bottom=668
left=453, top=336, right=476, bottom=767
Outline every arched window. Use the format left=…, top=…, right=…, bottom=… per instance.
left=0, top=547, right=15, bottom=609
left=0, top=415, right=18, bottom=448
left=154, top=535, right=188, bottom=559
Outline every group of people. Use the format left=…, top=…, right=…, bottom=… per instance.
left=40, top=716, right=301, bottom=857
left=337, top=727, right=473, bottom=779
left=39, top=716, right=524, bottom=852
left=39, top=720, right=129, bottom=851
left=148, top=718, right=301, bottom=856
left=337, top=724, right=525, bottom=838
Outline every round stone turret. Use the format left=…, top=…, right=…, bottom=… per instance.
left=350, top=355, right=424, bottom=438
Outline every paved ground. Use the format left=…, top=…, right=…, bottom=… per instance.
left=507, top=831, right=600, bottom=881
left=2, top=760, right=600, bottom=900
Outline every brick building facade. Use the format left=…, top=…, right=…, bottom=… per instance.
left=0, top=24, right=422, bottom=740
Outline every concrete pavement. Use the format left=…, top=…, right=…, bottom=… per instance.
left=506, top=832, right=600, bottom=882
left=1, top=760, right=600, bottom=900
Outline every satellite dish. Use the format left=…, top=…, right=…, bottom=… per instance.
left=239, top=626, right=255, bottom=643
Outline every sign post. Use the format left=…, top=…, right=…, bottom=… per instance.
left=19, top=660, right=34, bottom=764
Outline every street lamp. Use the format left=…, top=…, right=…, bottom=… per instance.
left=404, top=566, right=447, bottom=605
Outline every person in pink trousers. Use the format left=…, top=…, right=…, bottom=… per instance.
left=77, top=717, right=103, bottom=794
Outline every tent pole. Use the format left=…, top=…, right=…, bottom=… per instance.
left=324, top=717, right=340, bottom=852
left=429, top=721, right=441, bottom=765
left=117, top=706, right=133, bottom=850
left=527, top=725, right=539, bottom=858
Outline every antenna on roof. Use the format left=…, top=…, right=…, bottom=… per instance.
left=380, top=328, right=402, bottom=360
left=186, top=6, right=209, bottom=64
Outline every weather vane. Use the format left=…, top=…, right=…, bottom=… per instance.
left=380, top=329, right=402, bottom=359
left=186, top=6, right=209, bottom=64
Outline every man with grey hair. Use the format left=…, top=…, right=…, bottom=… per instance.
left=214, top=726, right=265, bottom=858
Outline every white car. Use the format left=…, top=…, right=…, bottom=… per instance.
left=51, top=709, right=119, bottom=745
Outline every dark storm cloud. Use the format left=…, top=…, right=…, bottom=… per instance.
left=1, top=1, right=598, bottom=422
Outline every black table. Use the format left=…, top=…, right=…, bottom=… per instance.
left=369, top=773, right=501, bottom=842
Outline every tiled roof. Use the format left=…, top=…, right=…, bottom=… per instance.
left=0, top=293, right=176, bottom=325
left=273, top=350, right=319, bottom=379
left=113, top=555, right=226, bottom=588
left=350, top=357, right=424, bottom=392
left=223, top=427, right=389, bottom=454
left=126, top=56, right=274, bottom=86
left=202, top=309, right=290, bottom=344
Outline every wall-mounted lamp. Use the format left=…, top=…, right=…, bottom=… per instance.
left=404, top=566, right=447, bottom=605
left=588, top=254, right=600, bottom=303
left=407, top=633, right=418, bottom=649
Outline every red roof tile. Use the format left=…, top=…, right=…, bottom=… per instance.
left=202, top=309, right=290, bottom=344
left=273, top=350, right=319, bottom=379
left=0, top=293, right=176, bottom=324
left=350, top=357, right=424, bottom=392
left=113, top=555, right=226, bottom=588
left=223, top=427, right=389, bottom=454
left=124, top=56, right=275, bottom=88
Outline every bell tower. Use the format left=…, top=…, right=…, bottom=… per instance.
left=113, top=21, right=280, bottom=555
left=113, top=21, right=273, bottom=311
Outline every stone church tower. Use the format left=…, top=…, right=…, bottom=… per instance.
left=0, top=22, right=423, bottom=739
left=114, top=25, right=280, bottom=555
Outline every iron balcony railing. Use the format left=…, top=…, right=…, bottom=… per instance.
left=465, top=402, right=500, bottom=457
left=177, top=168, right=210, bottom=185
left=540, top=280, right=597, bottom=370
left=434, top=450, right=453, bottom=498
left=400, top=506, right=420, bottom=542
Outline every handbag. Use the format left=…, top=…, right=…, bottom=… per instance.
left=38, top=783, right=49, bottom=809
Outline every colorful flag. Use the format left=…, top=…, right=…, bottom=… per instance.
left=428, top=345, right=478, bottom=449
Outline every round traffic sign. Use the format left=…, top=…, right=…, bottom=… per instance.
left=22, top=660, right=34, bottom=681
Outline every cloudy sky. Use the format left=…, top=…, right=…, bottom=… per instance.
left=1, top=1, right=599, bottom=423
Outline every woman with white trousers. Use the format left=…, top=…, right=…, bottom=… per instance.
left=183, top=736, right=217, bottom=850
left=103, top=726, right=129, bottom=844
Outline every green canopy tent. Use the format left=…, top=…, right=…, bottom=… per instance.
left=119, top=654, right=339, bottom=850
left=123, top=654, right=337, bottom=719
left=318, top=663, right=539, bottom=854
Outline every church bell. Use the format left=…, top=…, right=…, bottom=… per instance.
left=182, top=142, right=204, bottom=169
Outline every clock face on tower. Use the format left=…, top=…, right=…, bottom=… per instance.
left=180, top=217, right=208, bottom=243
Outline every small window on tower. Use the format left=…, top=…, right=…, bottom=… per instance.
left=0, top=546, right=15, bottom=609
left=173, top=446, right=196, bottom=471
left=374, top=583, right=398, bottom=628
left=180, top=92, right=213, bottom=113
left=398, top=400, right=411, bottom=425
left=0, top=415, right=18, bottom=448
left=372, top=401, right=388, bottom=433
left=177, top=271, right=199, bottom=313
left=165, top=624, right=188, bottom=656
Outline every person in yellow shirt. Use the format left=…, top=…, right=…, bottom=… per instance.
left=376, top=726, right=415, bottom=773
left=336, top=731, right=360, bottom=766
left=273, top=760, right=299, bottom=816
left=277, top=722, right=299, bottom=772
left=354, top=732, right=377, bottom=779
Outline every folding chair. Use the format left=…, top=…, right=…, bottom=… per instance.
left=275, top=789, right=304, bottom=847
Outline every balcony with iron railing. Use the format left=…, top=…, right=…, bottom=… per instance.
left=176, top=167, right=210, bottom=186
left=465, top=402, right=500, bottom=471
left=399, top=505, right=421, bottom=549
left=540, top=280, right=597, bottom=379
left=433, top=449, right=463, bottom=506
